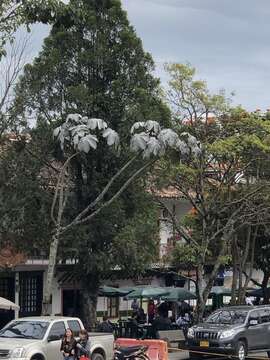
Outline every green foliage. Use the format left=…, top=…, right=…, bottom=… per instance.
left=0, top=0, right=63, bottom=59
left=165, top=63, right=231, bottom=124
left=157, top=63, right=270, bottom=319
left=0, top=126, right=55, bottom=253
left=13, top=0, right=169, bottom=290
left=112, top=195, right=159, bottom=275
left=170, top=243, right=198, bottom=270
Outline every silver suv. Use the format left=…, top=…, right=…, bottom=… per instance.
left=187, top=305, right=270, bottom=360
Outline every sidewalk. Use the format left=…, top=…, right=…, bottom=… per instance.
left=169, top=350, right=189, bottom=360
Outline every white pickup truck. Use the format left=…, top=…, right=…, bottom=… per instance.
left=0, top=316, right=114, bottom=360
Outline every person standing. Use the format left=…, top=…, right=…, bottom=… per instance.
left=148, top=300, right=155, bottom=323
left=60, top=328, right=77, bottom=360
left=131, top=299, right=139, bottom=314
left=76, top=329, right=91, bottom=359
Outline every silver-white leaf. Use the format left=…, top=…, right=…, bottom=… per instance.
left=176, top=139, right=189, bottom=155
left=130, top=122, right=146, bottom=134
left=87, top=118, right=108, bottom=130
left=145, top=120, right=161, bottom=135
left=158, top=128, right=179, bottom=147
left=102, top=128, right=120, bottom=147
left=78, top=134, right=98, bottom=153
left=146, top=136, right=162, bottom=156
left=130, top=132, right=149, bottom=152
left=66, top=114, right=82, bottom=124
left=70, top=124, right=89, bottom=137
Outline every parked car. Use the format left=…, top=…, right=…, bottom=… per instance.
left=187, top=305, right=270, bottom=360
left=0, top=316, right=114, bottom=360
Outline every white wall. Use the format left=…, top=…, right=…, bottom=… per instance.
left=159, top=198, right=192, bottom=256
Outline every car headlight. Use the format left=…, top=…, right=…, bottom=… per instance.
left=187, top=328, right=195, bottom=338
left=219, top=329, right=235, bottom=339
left=11, top=347, right=26, bottom=358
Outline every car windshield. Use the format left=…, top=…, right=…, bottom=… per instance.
left=0, top=321, right=49, bottom=339
left=206, top=310, right=248, bottom=325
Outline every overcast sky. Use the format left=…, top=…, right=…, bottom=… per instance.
left=121, top=0, right=270, bottom=111
left=20, top=0, right=270, bottom=111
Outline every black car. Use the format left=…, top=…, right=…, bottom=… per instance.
left=187, top=305, right=270, bottom=360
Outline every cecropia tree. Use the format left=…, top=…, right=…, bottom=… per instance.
left=43, top=113, right=198, bottom=314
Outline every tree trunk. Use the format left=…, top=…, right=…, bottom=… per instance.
left=81, top=289, right=98, bottom=331
left=42, top=229, right=60, bottom=315
left=231, top=236, right=238, bottom=305
left=262, top=272, right=270, bottom=304
left=195, top=263, right=205, bottom=323
left=81, top=276, right=100, bottom=330
left=195, top=227, right=233, bottom=322
left=240, top=228, right=257, bottom=302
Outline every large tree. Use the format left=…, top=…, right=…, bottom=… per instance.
left=157, top=64, right=270, bottom=321
left=14, top=0, right=170, bottom=327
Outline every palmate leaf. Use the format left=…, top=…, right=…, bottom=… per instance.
left=145, top=120, right=161, bottom=134
left=77, top=134, right=98, bottom=153
left=69, top=124, right=89, bottom=137
left=102, top=128, right=120, bottom=147
left=175, top=139, right=190, bottom=155
left=130, top=120, right=161, bottom=135
left=130, top=132, right=149, bottom=151
left=66, top=113, right=82, bottom=125
left=158, top=128, right=179, bottom=147
left=130, top=121, right=146, bottom=134
left=87, top=118, right=108, bottom=130
left=143, top=137, right=163, bottom=158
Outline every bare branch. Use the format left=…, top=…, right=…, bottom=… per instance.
left=60, top=158, right=156, bottom=234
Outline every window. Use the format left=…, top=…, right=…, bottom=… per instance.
left=19, top=272, right=43, bottom=316
left=67, top=320, right=81, bottom=336
left=249, top=311, right=260, bottom=323
left=258, top=309, right=270, bottom=323
left=0, top=320, right=48, bottom=340
left=206, top=310, right=248, bottom=324
left=48, top=321, right=66, bottom=339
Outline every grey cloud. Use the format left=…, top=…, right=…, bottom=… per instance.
left=122, top=0, right=270, bottom=110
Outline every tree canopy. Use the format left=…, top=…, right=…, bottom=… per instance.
left=12, top=0, right=171, bottom=327
left=156, top=63, right=270, bottom=320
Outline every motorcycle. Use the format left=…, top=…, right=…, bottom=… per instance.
left=114, top=345, right=150, bottom=360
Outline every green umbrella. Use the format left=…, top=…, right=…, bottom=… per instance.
left=125, top=286, right=170, bottom=299
left=161, top=287, right=197, bottom=301
left=99, top=285, right=132, bottom=297
left=210, top=286, right=232, bottom=296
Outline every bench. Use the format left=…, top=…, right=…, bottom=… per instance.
left=157, top=330, right=185, bottom=351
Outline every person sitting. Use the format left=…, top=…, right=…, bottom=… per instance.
left=129, top=312, right=139, bottom=338
left=152, top=310, right=171, bottom=338
left=136, top=307, right=146, bottom=324
left=157, top=301, right=169, bottom=318
left=176, top=313, right=190, bottom=326
left=179, top=300, right=192, bottom=316
left=97, top=316, right=114, bottom=333
left=76, top=329, right=91, bottom=359
left=60, top=328, right=77, bottom=360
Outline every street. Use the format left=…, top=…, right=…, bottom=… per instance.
left=168, top=351, right=270, bottom=360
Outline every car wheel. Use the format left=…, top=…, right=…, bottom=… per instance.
left=92, top=353, right=105, bottom=360
left=235, top=341, right=247, bottom=360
